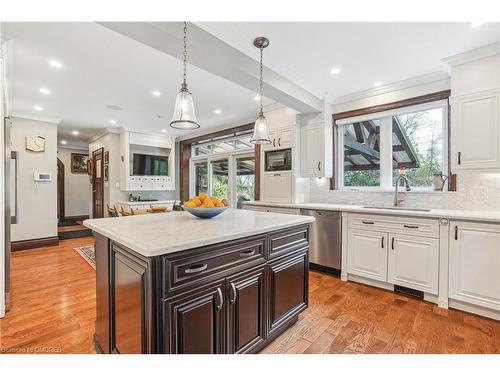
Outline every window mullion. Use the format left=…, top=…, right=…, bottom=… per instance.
left=379, top=116, right=393, bottom=189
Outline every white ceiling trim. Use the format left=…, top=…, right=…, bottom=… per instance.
left=11, top=112, right=62, bottom=124
left=332, top=71, right=450, bottom=106
left=442, top=42, right=500, bottom=67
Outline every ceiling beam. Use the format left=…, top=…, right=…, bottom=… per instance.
left=97, top=22, right=323, bottom=113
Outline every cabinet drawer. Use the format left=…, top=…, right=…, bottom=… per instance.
left=348, top=213, right=439, bottom=238
left=268, top=225, right=309, bottom=259
left=162, top=235, right=266, bottom=296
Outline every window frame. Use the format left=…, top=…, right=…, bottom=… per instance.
left=335, top=97, right=450, bottom=192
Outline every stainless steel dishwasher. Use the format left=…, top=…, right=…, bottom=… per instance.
left=301, top=209, right=342, bottom=275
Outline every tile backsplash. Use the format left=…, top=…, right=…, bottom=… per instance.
left=310, top=173, right=500, bottom=212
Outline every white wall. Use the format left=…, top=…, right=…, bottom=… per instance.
left=89, top=131, right=177, bottom=217
left=57, top=147, right=90, bottom=217
left=11, top=117, right=58, bottom=241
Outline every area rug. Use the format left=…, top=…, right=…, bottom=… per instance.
left=58, top=219, right=78, bottom=227
left=74, top=245, right=96, bottom=270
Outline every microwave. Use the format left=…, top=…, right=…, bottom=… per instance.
left=265, top=148, right=292, bottom=171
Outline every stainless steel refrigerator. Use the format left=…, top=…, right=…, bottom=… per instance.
left=4, top=116, right=16, bottom=311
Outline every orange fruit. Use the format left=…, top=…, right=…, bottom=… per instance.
left=184, top=200, right=196, bottom=208
left=221, top=198, right=229, bottom=207
left=211, top=197, right=221, bottom=205
left=192, top=198, right=202, bottom=207
left=201, top=198, right=215, bottom=208
left=198, top=193, right=208, bottom=202
left=215, top=202, right=224, bottom=207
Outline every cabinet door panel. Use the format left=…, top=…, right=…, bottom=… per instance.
left=227, top=265, right=266, bottom=353
left=268, top=251, right=308, bottom=336
left=347, top=229, right=387, bottom=281
left=449, top=222, right=500, bottom=311
left=301, top=124, right=323, bottom=177
left=453, top=90, right=500, bottom=170
left=164, top=280, right=225, bottom=354
left=263, top=172, right=292, bottom=203
left=277, top=127, right=294, bottom=148
left=388, top=234, right=439, bottom=294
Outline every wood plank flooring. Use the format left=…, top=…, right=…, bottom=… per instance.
left=1, top=238, right=499, bottom=354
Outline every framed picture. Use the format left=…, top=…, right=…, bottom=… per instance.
left=104, top=151, right=109, bottom=165
left=87, top=159, right=93, bottom=176
left=104, top=165, right=109, bottom=181
left=71, top=153, right=89, bottom=173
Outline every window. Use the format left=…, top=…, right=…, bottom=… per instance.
left=190, top=131, right=255, bottom=206
left=337, top=100, right=448, bottom=190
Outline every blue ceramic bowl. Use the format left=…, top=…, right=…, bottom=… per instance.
left=182, top=205, right=228, bottom=219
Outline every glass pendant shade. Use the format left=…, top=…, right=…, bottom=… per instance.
left=250, top=113, right=271, bottom=144
left=169, top=85, right=200, bottom=130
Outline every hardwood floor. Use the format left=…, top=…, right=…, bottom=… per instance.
left=1, top=239, right=499, bottom=354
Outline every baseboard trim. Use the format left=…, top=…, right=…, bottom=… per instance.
left=65, top=215, right=89, bottom=222
left=11, top=236, right=60, bottom=251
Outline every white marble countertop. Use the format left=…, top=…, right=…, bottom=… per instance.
left=83, top=209, right=314, bottom=257
left=242, top=201, right=500, bottom=223
left=117, top=200, right=175, bottom=206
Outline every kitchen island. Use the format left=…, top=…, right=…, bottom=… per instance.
left=84, top=209, right=314, bottom=354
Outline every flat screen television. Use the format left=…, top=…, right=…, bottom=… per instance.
left=132, top=154, right=168, bottom=176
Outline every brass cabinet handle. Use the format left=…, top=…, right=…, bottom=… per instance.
left=240, top=249, right=256, bottom=257
left=229, top=283, right=237, bottom=304
left=185, top=263, right=208, bottom=274
left=216, top=288, right=223, bottom=310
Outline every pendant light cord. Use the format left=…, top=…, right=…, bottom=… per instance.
left=259, top=46, right=264, bottom=116
left=183, top=22, right=188, bottom=88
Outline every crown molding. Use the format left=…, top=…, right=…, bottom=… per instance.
left=332, top=71, right=450, bottom=106
left=57, top=144, right=89, bottom=151
left=88, top=126, right=122, bottom=143
left=11, top=112, right=62, bottom=124
left=442, top=42, right=500, bottom=67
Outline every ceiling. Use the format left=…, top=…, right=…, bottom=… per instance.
left=3, top=22, right=273, bottom=148
left=197, top=22, right=500, bottom=101
left=3, top=22, right=499, bottom=149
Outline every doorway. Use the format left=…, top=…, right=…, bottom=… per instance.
left=57, top=158, right=65, bottom=223
left=92, top=148, right=104, bottom=218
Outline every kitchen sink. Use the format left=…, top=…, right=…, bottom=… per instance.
left=363, top=206, right=432, bottom=212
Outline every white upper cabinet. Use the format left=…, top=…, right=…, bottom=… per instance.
left=449, top=221, right=500, bottom=312
left=445, top=47, right=500, bottom=172
left=300, top=122, right=332, bottom=178
left=452, top=89, right=500, bottom=171
left=263, top=126, right=295, bottom=150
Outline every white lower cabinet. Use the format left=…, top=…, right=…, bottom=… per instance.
left=449, top=221, right=500, bottom=311
left=347, top=229, right=388, bottom=282
left=387, top=234, right=439, bottom=294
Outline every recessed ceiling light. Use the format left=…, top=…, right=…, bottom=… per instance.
left=60, top=140, right=67, bottom=145
left=39, top=88, right=51, bottom=95
left=254, top=95, right=261, bottom=101
left=330, top=67, right=341, bottom=75
left=152, top=90, right=161, bottom=97
left=34, top=105, right=43, bottom=111
left=161, top=129, right=167, bottom=133
left=49, top=60, right=62, bottom=69
left=72, top=130, right=79, bottom=136
left=106, top=104, right=123, bottom=111
left=470, top=22, right=485, bottom=28
left=373, top=81, right=383, bottom=87
left=109, top=120, right=117, bottom=125
left=214, top=109, right=222, bottom=114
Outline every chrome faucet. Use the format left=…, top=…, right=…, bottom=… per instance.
left=394, top=175, right=411, bottom=206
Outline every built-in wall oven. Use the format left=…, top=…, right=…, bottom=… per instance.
left=264, top=148, right=292, bottom=172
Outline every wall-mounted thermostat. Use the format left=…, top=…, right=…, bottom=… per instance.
left=34, top=172, right=52, bottom=182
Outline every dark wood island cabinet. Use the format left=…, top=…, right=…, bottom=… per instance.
left=92, top=223, right=310, bottom=354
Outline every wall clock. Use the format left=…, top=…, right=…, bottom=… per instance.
left=26, top=136, right=46, bottom=152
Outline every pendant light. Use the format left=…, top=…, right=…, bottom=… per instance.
left=170, top=22, right=200, bottom=130
left=250, top=37, right=271, bottom=144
